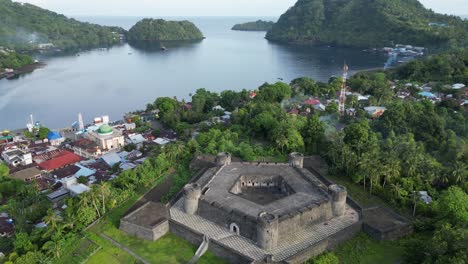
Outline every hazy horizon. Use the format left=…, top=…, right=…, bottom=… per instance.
left=15, top=0, right=468, bottom=17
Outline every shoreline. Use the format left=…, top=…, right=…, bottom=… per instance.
left=0, top=62, right=46, bottom=80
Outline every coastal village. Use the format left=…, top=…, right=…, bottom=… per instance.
left=0, top=67, right=466, bottom=241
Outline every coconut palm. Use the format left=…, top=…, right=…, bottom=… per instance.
left=382, top=158, right=400, bottom=189
left=451, top=161, right=467, bottom=184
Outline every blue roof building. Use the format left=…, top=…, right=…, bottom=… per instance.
left=47, top=131, right=62, bottom=141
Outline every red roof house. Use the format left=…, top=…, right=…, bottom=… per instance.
left=304, top=98, right=321, bottom=106
left=38, top=150, right=82, bottom=171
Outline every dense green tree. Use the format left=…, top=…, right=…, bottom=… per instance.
left=231, top=20, right=274, bottom=31
left=154, top=97, right=179, bottom=116
left=0, top=0, right=124, bottom=50
left=128, top=18, right=204, bottom=42
left=256, top=82, right=292, bottom=103
left=191, top=89, right=220, bottom=113
left=266, top=0, right=468, bottom=49
left=0, top=163, right=9, bottom=177
left=38, top=127, right=50, bottom=140
left=302, top=115, right=325, bottom=154
left=436, top=186, right=468, bottom=224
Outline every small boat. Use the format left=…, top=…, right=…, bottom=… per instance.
left=160, top=46, right=167, bottom=51
left=128, top=53, right=132, bottom=55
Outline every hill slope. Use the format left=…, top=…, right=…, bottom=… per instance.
left=232, top=20, right=275, bottom=31
left=266, top=0, right=468, bottom=49
left=0, top=0, right=124, bottom=50
left=127, top=19, right=204, bottom=42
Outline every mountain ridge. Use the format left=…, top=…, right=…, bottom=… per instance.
left=266, top=0, right=468, bottom=49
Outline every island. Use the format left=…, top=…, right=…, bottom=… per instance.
left=266, top=0, right=468, bottom=49
left=231, top=20, right=275, bottom=31
left=127, top=19, right=204, bottom=42
left=0, top=0, right=126, bottom=78
left=0, top=0, right=125, bottom=51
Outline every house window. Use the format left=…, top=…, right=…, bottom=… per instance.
left=230, top=223, right=240, bottom=235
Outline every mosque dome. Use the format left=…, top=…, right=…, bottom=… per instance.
left=98, top=124, right=113, bottom=135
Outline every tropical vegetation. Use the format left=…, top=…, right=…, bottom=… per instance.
left=127, top=19, right=204, bottom=42
left=0, top=0, right=124, bottom=50
left=231, top=20, right=275, bottom=31
left=266, top=0, right=468, bottom=49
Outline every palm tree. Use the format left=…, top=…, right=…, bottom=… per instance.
left=391, top=183, right=404, bottom=202
left=99, top=182, right=112, bottom=215
left=382, top=158, right=400, bottom=189
left=451, top=161, right=467, bottom=184
left=89, top=187, right=102, bottom=218
left=43, top=239, right=63, bottom=259
left=43, top=209, right=62, bottom=238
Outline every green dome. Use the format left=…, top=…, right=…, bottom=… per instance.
left=98, top=124, right=113, bottom=135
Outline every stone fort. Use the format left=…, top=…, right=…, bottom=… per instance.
left=121, top=153, right=364, bottom=263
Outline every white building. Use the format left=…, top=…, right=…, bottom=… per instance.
left=87, top=124, right=125, bottom=151
left=1, top=148, right=32, bottom=167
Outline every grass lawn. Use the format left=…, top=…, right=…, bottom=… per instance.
left=86, top=174, right=227, bottom=264
left=102, top=229, right=225, bottom=264
left=333, top=233, right=405, bottom=264
left=54, top=236, right=101, bottom=264
left=86, top=232, right=139, bottom=264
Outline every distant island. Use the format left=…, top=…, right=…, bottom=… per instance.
left=266, top=0, right=468, bottom=49
left=0, top=0, right=125, bottom=74
left=231, top=20, right=275, bottom=31
left=127, top=19, right=204, bottom=42
left=0, top=0, right=125, bottom=51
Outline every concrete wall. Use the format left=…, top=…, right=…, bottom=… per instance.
left=169, top=220, right=254, bottom=264
left=120, top=219, right=169, bottom=241
left=285, top=221, right=363, bottom=264
left=363, top=222, right=413, bottom=241
left=277, top=202, right=333, bottom=239
left=198, top=200, right=258, bottom=241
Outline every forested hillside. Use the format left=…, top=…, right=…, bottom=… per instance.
left=232, top=20, right=275, bottom=31
left=127, top=19, right=204, bottom=42
left=266, top=0, right=468, bottom=49
left=0, top=0, right=124, bottom=50
left=392, top=49, right=468, bottom=83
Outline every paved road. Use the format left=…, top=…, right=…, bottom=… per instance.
left=100, top=233, right=151, bottom=264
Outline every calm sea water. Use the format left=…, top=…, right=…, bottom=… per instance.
left=0, top=16, right=387, bottom=130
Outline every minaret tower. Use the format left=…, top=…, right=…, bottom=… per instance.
left=338, top=63, right=349, bottom=116
left=78, top=113, right=85, bottom=131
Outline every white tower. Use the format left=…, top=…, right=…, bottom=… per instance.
left=339, top=64, right=349, bottom=116
left=78, top=113, right=84, bottom=131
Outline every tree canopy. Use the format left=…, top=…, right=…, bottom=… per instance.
left=0, top=0, right=124, bottom=50
left=266, top=0, right=468, bottom=49
left=127, top=19, right=204, bottom=42
left=231, top=20, right=275, bottom=31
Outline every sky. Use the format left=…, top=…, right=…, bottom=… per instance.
left=15, top=0, right=468, bottom=17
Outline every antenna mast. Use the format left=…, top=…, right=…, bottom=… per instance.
left=339, top=63, right=349, bottom=116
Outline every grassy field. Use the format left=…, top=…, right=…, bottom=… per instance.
left=85, top=183, right=227, bottom=264
left=86, top=232, right=139, bottom=264
left=54, top=236, right=101, bottom=264
left=333, top=233, right=405, bottom=264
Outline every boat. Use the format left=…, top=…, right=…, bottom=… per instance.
left=160, top=46, right=167, bottom=51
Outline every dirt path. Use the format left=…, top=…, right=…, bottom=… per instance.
left=100, top=234, right=151, bottom=264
